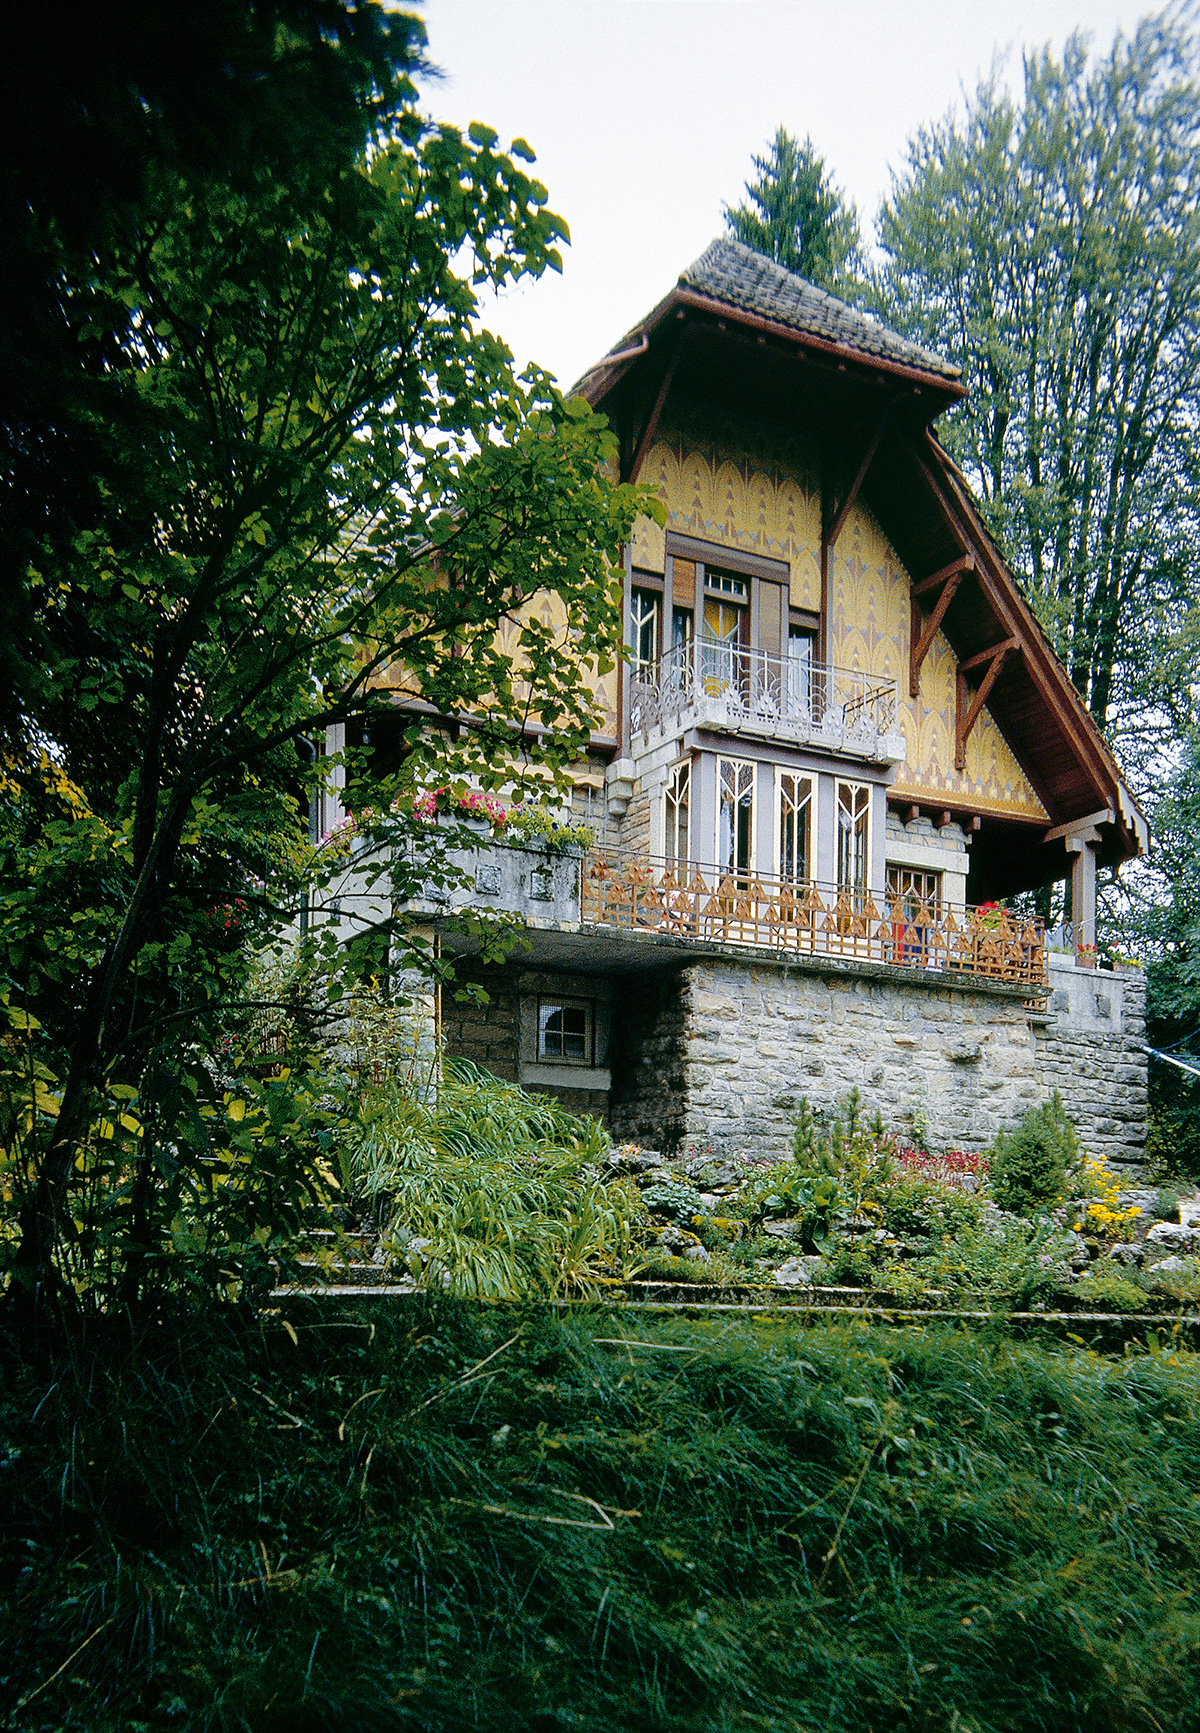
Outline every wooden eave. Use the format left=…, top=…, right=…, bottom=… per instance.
left=573, top=285, right=967, bottom=427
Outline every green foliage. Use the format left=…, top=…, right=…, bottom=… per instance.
left=990, top=1093, right=1082, bottom=1217
left=346, top=1060, right=623, bottom=1298
left=1142, top=731, right=1200, bottom=1178
left=875, top=1171, right=982, bottom=1244
left=742, top=1164, right=840, bottom=1253
left=1077, top=1261, right=1152, bottom=1314
left=916, top=1215, right=1067, bottom=1306
left=875, top=1260, right=929, bottom=1304
left=1155, top=1186, right=1186, bottom=1223
left=639, top=1177, right=705, bottom=1225
left=0, top=7, right=654, bottom=1316
left=12, top=1304, right=1200, bottom=1730
left=724, top=127, right=864, bottom=292
left=876, top=18, right=1200, bottom=746
left=791, top=1088, right=895, bottom=1206
left=504, top=805, right=595, bottom=851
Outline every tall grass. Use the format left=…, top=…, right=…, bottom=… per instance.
left=347, top=1059, right=628, bottom=1297
left=4, top=1303, right=1200, bottom=1731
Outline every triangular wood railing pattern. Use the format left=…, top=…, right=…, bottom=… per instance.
left=581, top=851, right=1046, bottom=987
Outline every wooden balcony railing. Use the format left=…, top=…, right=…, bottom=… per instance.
left=580, top=851, right=1047, bottom=988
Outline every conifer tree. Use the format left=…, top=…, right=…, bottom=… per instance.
left=724, top=127, right=863, bottom=293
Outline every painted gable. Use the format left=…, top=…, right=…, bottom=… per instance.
left=632, top=415, right=1048, bottom=823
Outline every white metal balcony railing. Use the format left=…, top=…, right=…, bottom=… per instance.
left=629, top=640, right=900, bottom=751
left=580, top=849, right=1047, bottom=988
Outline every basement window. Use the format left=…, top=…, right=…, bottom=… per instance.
left=537, top=997, right=594, bottom=1065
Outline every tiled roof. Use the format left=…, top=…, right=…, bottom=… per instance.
left=678, top=237, right=960, bottom=381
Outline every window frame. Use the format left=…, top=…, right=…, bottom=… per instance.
left=775, top=768, right=816, bottom=886
left=663, top=756, right=691, bottom=867
left=629, top=585, right=661, bottom=676
left=537, top=995, right=595, bottom=1067
left=836, top=779, right=871, bottom=899
left=717, top=755, right=756, bottom=881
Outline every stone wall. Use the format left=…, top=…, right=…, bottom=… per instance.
left=433, top=941, right=1149, bottom=1165
left=609, top=971, right=690, bottom=1150
left=440, top=963, right=610, bottom=1119
left=674, top=955, right=1040, bottom=1158
left=1033, top=954, right=1147, bottom=1171
left=602, top=951, right=1149, bottom=1165
left=439, top=964, right=520, bottom=1084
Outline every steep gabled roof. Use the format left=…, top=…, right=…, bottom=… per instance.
left=573, top=240, right=1148, bottom=878
left=679, top=238, right=961, bottom=382
left=572, top=236, right=964, bottom=404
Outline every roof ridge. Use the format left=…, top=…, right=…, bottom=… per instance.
left=678, top=235, right=960, bottom=382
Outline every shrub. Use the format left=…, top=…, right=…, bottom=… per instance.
left=791, top=1089, right=897, bottom=1206
left=640, top=1178, right=705, bottom=1224
left=989, top=1092, right=1081, bottom=1216
left=916, top=1216, right=1067, bottom=1305
left=1154, top=1185, right=1184, bottom=1222
left=740, top=1163, right=840, bottom=1249
left=875, top=1260, right=929, bottom=1304
left=1075, top=1156, right=1143, bottom=1239
left=1076, top=1260, right=1151, bottom=1313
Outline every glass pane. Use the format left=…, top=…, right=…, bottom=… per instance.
left=786, top=628, right=813, bottom=715
left=779, top=773, right=812, bottom=882
left=665, top=760, right=690, bottom=864
left=539, top=1000, right=591, bottom=1063
left=719, top=759, right=754, bottom=877
left=630, top=590, right=658, bottom=672
left=702, top=598, right=742, bottom=692
left=837, top=783, right=869, bottom=895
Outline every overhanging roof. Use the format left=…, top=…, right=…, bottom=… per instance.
left=574, top=239, right=1148, bottom=881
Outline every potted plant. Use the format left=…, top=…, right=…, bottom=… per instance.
left=1075, top=942, right=1098, bottom=970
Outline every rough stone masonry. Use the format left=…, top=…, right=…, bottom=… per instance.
left=610, top=949, right=1148, bottom=1170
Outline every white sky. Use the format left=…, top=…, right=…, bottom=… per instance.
left=417, top=0, right=1141, bottom=389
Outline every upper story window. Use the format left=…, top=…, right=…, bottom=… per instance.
left=704, top=569, right=748, bottom=601
left=629, top=587, right=659, bottom=674
left=778, top=771, right=814, bottom=884
left=886, top=866, right=941, bottom=917
left=664, top=757, right=690, bottom=866
left=786, top=621, right=815, bottom=715
left=837, top=780, right=871, bottom=898
left=718, top=756, right=756, bottom=881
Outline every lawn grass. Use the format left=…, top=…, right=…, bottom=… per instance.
left=3, top=1300, right=1200, bottom=1731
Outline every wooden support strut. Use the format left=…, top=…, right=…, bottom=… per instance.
left=955, top=639, right=1018, bottom=771
left=824, top=403, right=896, bottom=550
left=626, top=330, right=685, bottom=484
left=909, top=555, right=973, bottom=698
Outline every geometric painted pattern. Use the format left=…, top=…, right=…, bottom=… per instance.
left=632, top=420, right=1047, bottom=821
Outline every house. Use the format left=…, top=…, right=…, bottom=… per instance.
left=327, top=238, right=1151, bottom=1167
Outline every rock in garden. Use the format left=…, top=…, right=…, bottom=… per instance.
left=1146, top=1256, right=1195, bottom=1291
left=773, top=1256, right=814, bottom=1288
left=763, top=1218, right=804, bottom=1239
left=1145, top=1221, right=1200, bottom=1256
left=682, top=1243, right=712, bottom=1263
left=1108, top=1242, right=1144, bottom=1267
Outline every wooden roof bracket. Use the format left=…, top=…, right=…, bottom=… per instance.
left=623, top=321, right=687, bottom=483
left=825, top=399, right=899, bottom=550
left=909, top=555, right=973, bottom=697
left=955, top=638, right=1019, bottom=770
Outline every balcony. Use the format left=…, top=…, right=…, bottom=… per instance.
left=629, top=641, right=905, bottom=762
left=580, top=849, right=1047, bottom=988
